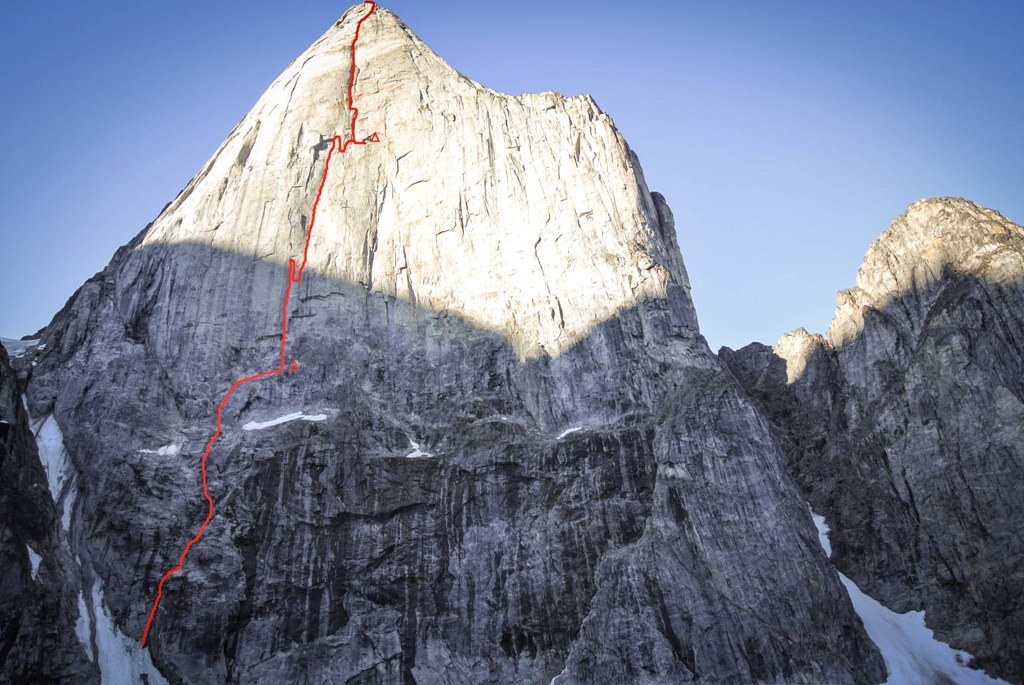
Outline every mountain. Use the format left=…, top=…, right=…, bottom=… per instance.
left=722, top=197, right=1024, bottom=683
left=1, top=2, right=1019, bottom=684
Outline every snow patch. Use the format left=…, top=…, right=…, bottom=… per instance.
left=0, top=337, right=40, bottom=358
left=556, top=426, right=582, bottom=440
left=840, top=573, right=1008, bottom=685
left=405, top=438, right=433, bottom=458
left=91, top=582, right=168, bottom=685
left=34, top=415, right=70, bottom=502
left=810, top=507, right=1008, bottom=685
left=33, top=414, right=77, bottom=533
left=139, top=444, right=181, bottom=456
left=26, top=545, right=41, bottom=579
left=75, top=592, right=92, bottom=662
left=810, top=509, right=833, bottom=558
left=242, top=412, right=327, bottom=431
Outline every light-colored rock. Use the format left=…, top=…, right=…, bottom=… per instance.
left=773, top=327, right=826, bottom=384
left=724, top=197, right=1024, bottom=683
left=827, top=197, right=1024, bottom=347
left=8, top=4, right=885, bottom=684
left=142, top=5, right=691, bottom=361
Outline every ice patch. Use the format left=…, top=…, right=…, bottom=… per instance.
left=0, top=337, right=40, bottom=358
left=33, top=414, right=77, bottom=532
left=75, top=591, right=93, bottom=662
left=840, top=573, right=1008, bottom=684
left=809, top=509, right=833, bottom=558
left=26, top=545, right=41, bottom=579
left=91, top=582, right=169, bottom=685
left=556, top=426, right=582, bottom=440
left=810, top=507, right=1008, bottom=684
left=405, top=439, right=433, bottom=458
left=139, top=444, right=181, bottom=456
left=242, top=412, right=327, bottom=431
left=34, top=415, right=70, bottom=502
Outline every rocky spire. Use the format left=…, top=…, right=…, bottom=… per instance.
left=724, top=197, right=1024, bottom=683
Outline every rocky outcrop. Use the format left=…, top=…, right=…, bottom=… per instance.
left=0, top=344, right=98, bottom=683
left=723, top=197, right=1024, bottom=683
left=4, top=3, right=892, bottom=684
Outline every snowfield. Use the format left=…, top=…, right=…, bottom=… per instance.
left=32, top=414, right=77, bottom=532
left=811, top=510, right=1008, bottom=685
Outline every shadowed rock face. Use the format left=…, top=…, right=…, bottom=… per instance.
left=3, top=3, right=889, bottom=684
left=723, top=198, right=1024, bottom=684
left=13, top=240, right=883, bottom=684
left=1, top=346, right=98, bottom=683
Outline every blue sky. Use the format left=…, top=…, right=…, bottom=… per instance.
left=1, top=1, right=1021, bottom=350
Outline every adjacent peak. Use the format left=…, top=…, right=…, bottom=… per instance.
left=773, top=328, right=826, bottom=384
left=825, top=197, right=1023, bottom=346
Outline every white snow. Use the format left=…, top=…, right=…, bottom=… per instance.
left=33, top=414, right=77, bottom=532
left=26, top=545, right=41, bottom=579
left=75, top=591, right=93, bottom=662
left=91, top=582, right=169, bottom=685
left=810, top=510, right=833, bottom=558
left=139, top=444, right=181, bottom=456
left=405, top=438, right=433, bottom=458
left=810, top=508, right=1008, bottom=685
left=0, top=337, right=40, bottom=358
left=61, top=487, right=77, bottom=533
left=556, top=426, right=582, bottom=440
left=242, top=412, right=327, bottom=431
left=33, top=414, right=70, bottom=503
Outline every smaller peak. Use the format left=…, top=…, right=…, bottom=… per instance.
left=901, top=196, right=991, bottom=221
left=825, top=197, right=1024, bottom=347
left=773, top=327, right=825, bottom=359
left=773, top=328, right=826, bottom=384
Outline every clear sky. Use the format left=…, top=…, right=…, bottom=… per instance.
left=1, top=1, right=1021, bottom=350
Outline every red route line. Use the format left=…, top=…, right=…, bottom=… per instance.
left=141, top=0, right=378, bottom=648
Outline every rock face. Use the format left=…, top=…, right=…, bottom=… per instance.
left=722, top=198, right=1024, bottom=683
left=1, top=3, right=893, bottom=684
left=1, top=345, right=99, bottom=683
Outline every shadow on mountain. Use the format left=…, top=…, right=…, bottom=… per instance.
left=12, top=238, right=886, bottom=684
left=721, top=266, right=1024, bottom=683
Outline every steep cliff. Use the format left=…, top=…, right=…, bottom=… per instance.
left=5, top=3, right=888, bottom=683
left=723, top=197, right=1024, bottom=683
left=0, top=344, right=100, bottom=683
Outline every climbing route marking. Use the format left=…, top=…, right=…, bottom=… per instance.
left=141, top=0, right=378, bottom=647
